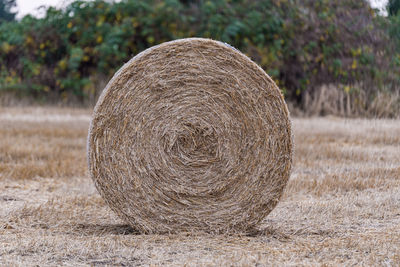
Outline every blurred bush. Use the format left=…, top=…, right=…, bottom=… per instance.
left=0, top=0, right=16, bottom=22
left=388, top=0, right=400, bottom=16
left=0, top=0, right=399, bottom=115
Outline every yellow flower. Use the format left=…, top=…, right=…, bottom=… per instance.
left=33, top=65, right=40, bottom=75
left=96, top=35, right=103, bottom=43
left=2, top=42, right=13, bottom=53
left=344, top=86, right=350, bottom=94
left=5, top=76, right=13, bottom=83
left=25, top=36, right=34, bottom=45
left=351, top=60, right=357, bottom=70
left=146, top=36, right=155, bottom=44
left=67, top=22, right=73, bottom=29
left=96, top=15, right=106, bottom=27
left=58, top=59, right=67, bottom=70
left=116, top=12, right=122, bottom=22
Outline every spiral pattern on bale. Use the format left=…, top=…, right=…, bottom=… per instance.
left=87, top=38, right=292, bottom=234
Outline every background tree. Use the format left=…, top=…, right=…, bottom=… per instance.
left=0, top=0, right=398, bottom=116
left=387, top=0, right=400, bottom=16
left=0, top=0, right=17, bottom=23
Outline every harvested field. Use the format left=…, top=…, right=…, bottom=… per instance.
left=0, top=107, right=399, bottom=266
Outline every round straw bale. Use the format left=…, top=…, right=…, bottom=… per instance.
left=87, top=38, right=292, bottom=234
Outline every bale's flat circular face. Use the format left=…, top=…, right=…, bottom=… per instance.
left=88, top=38, right=292, bottom=233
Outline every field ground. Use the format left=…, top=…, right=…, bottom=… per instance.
left=0, top=107, right=399, bottom=266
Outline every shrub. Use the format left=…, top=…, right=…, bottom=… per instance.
left=0, top=0, right=398, bottom=115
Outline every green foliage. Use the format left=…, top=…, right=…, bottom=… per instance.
left=383, top=7, right=400, bottom=88
left=0, top=0, right=398, bottom=105
left=388, top=0, right=400, bottom=16
left=0, top=0, right=16, bottom=23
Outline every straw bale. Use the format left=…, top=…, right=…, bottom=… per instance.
left=87, top=38, right=292, bottom=233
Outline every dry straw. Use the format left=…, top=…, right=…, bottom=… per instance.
left=87, top=38, right=293, bottom=234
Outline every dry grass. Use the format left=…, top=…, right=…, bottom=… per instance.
left=1, top=108, right=399, bottom=266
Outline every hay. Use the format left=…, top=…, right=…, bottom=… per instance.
left=87, top=38, right=293, bottom=234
